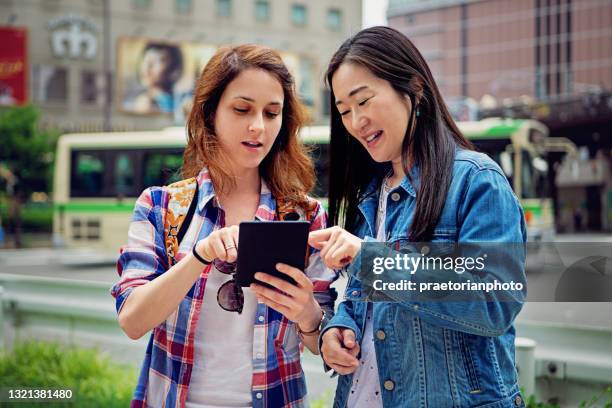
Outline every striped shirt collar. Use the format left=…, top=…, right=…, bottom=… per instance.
left=195, top=167, right=276, bottom=221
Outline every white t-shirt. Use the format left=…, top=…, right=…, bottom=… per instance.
left=185, top=265, right=258, bottom=408
left=346, top=180, right=390, bottom=408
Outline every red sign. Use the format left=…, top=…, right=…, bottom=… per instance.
left=0, top=26, right=28, bottom=106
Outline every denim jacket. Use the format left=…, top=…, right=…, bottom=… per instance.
left=322, top=149, right=527, bottom=408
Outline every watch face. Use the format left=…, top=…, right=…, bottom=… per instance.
left=320, top=311, right=331, bottom=331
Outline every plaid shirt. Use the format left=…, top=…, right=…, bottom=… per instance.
left=111, top=168, right=337, bottom=408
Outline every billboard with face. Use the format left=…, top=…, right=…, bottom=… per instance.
left=116, top=37, right=216, bottom=122
left=117, top=37, right=319, bottom=123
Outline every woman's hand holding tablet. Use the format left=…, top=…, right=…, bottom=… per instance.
left=238, top=221, right=323, bottom=335
left=250, top=263, right=321, bottom=331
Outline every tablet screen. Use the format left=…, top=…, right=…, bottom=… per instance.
left=236, top=221, right=310, bottom=287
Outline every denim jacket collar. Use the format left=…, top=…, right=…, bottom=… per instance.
left=357, top=165, right=419, bottom=235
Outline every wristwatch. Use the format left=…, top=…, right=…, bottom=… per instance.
left=296, top=309, right=331, bottom=339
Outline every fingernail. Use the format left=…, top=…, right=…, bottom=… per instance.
left=254, top=273, right=261, bottom=279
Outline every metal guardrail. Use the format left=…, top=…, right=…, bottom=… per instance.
left=0, top=273, right=336, bottom=402
left=0, top=273, right=148, bottom=366
left=1, top=273, right=610, bottom=406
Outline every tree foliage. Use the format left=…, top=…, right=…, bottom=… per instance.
left=0, top=105, right=59, bottom=197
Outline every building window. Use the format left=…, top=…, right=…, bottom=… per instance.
left=132, top=0, right=151, bottom=9
left=32, top=65, right=68, bottom=103
left=291, top=4, right=307, bottom=26
left=298, top=57, right=315, bottom=108
left=327, top=8, right=342, bottom=30
left=217, top=0, right=231, bottom=17
left=255, top=0, right=270, bottom=22
left=175, top=0, right=192, bottom=13
left=81, top=71, right=105, bottom=106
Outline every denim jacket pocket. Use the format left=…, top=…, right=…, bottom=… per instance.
left=456, top=331, right=482, bottom=394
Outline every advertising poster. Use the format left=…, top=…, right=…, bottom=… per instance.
left=116, top=37, right=216, bottom=122
left=0, top=26, right=28, bottom=106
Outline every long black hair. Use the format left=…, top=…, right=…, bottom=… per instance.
left=326, top=26, right=473, bottom=241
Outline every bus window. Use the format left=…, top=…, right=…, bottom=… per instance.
left=115, top=152, right=136, bottom=196
left=143, top=150, right=183, bottom=188
left=533, top=156, right=550, bottom=198
left=521, top=149, right=550, bottom=199
left=71, top=151, right=105, bottom=197
left=521, top=150, right=537, bottom=199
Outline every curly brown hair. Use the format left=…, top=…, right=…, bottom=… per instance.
left=183, top=44, right=315, bottom=208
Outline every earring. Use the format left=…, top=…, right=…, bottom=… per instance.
left=416, top=108, right=420, bottom=117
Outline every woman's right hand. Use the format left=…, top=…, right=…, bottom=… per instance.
left=195, top=225, right=239, bottom=263
left=308, top=226, right=362, bottom=269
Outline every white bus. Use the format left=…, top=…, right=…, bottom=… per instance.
left=52, top=126, right=330, bottom=252
left=53, top=120, right=557, bottom=251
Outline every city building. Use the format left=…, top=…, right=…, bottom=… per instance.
left=387, top=0, right=612, bottom=103
left=0, top=0, right=362, bottom=131
left=388, top=0, right=612, bottom=232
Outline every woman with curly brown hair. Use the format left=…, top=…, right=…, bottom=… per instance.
left=112, top=44, right=337, bottom=408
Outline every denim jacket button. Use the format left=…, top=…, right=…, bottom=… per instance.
left=376, top=330, right=386, bottom=340
left=351, top=290, right=360, bottom=297
left=383, top=380, right=395, bottom=391
left=390, top=192, right=401, bottom=202
left=514, top=395, right=523, bottom=406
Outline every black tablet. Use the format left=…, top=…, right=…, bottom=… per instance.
left=236, top=221, right=310, bottom=287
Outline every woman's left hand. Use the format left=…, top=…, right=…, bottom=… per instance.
left=251, top=263, right=321, bottom=331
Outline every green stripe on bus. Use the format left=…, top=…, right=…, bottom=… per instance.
left=463, top=122, right=522, bottom=139
left=54, top=202, right=136, bottom=213
left=521, top=203, right=543, bottom=216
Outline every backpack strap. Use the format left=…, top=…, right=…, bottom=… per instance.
left=164, top=177, right=198, bottom=268
left=276, top=196, right=319, bottom=223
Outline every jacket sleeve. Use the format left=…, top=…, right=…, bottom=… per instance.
left=304, top=200, right=339, bottom=318
left=351, top=167, right=527, bottom=337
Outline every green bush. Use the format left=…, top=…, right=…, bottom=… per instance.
left=522, top=386, right=612, bottom=408
left=0, top=341, right=137, bottom=407
left=310, top=390, right=334, bottom=408
left=0, top=199, right=53, bottom=232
